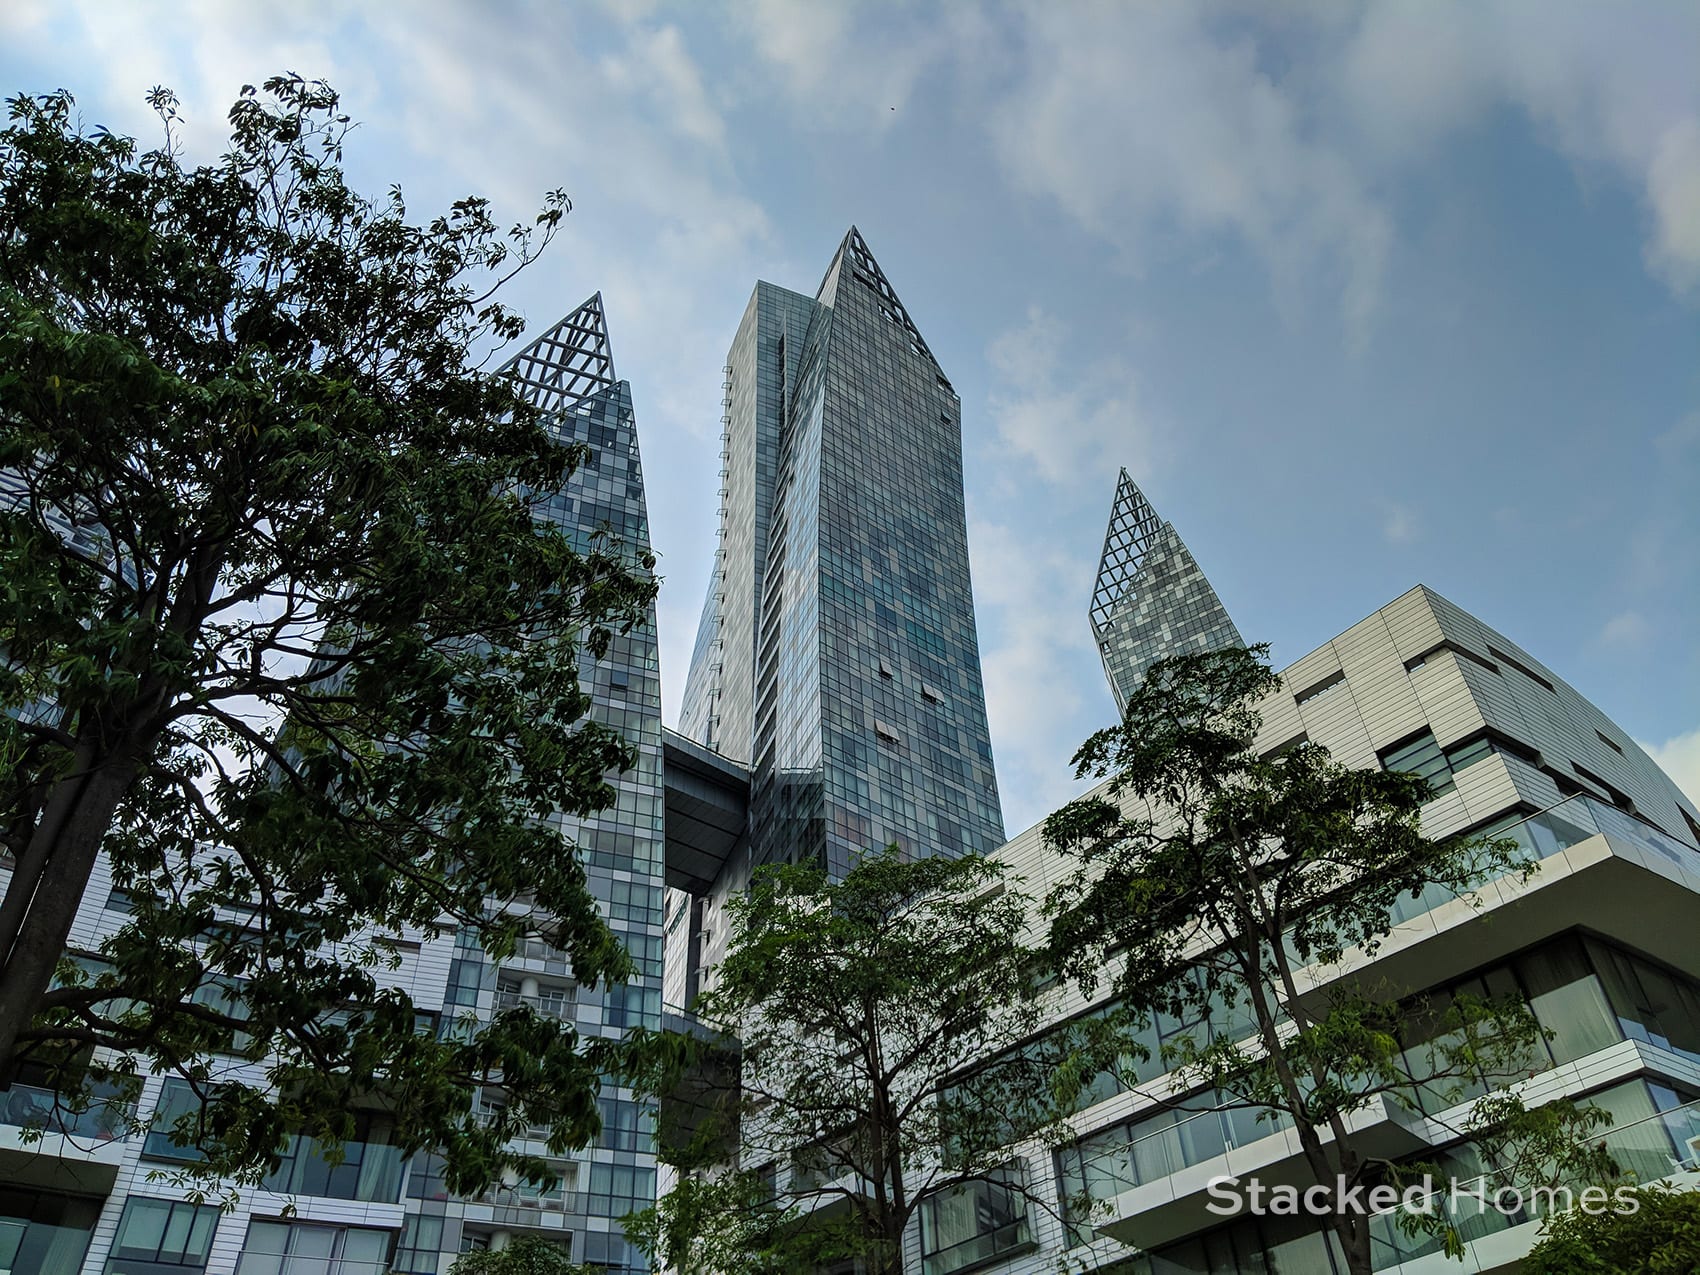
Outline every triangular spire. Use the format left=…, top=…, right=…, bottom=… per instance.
left=503, top=292, right=617, bottom=415
left=1089, top=469, right=1165, bottom=642
left=827, top=226, right=945, bottom=378
left=1090, top=469, right=1243, bottom=711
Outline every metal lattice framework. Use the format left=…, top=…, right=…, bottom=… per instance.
left=843, top=226, right=944, bottom=376
left=1089, top=468, right=1165, bottom=641
left=502, top=292, right=616, bottom=414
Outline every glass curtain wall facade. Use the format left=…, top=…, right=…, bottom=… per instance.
left=405, top=294, right=663, bottom=1272
left=680, top=228, right=1004, bottom=879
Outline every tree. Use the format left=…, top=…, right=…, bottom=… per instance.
left=0, top=78, right=662, bottom=1193
left=630, top=849, right=1118, bottom=1275
left=448, top=1235, right=591, bottom=1275
left=1043, top=646, right=1616, bottom=1275
left=1522, top=1185, right=1700, bottom=1274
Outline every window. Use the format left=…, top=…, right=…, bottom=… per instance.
left=1595, top=730, right=1625, bottom=755
left=233, top=1221, right=392, bottom=1275
left=584, top=1163, right=656, bottom=1218
left=142, top=1080, right=211, bottom=1164
left=389, top=1216, right=443, bottom=1275
left=596, top=1098, right=656, bottom=1153
left=189, top=976, right=253, bottom=1055
left=1573, top=763, right=1634, bottom=812
left=919, top=1166, right=1033, bottom=1275
left=405, top=1153, right=449, bottom=1203
left=1588, top=939, right=1700, bottom=1063
left=0, top=1188, right=100, bottom=1275
left=444, top=956, right=486, bottom=1008
left=104, top=1198, right=220, bottom=1274
left=1404, top=641, right=1499, bottom=675
left=1293, top=669, right=1345, bottom=706
left=261, top=1116, right=403, bottom=1203
left=1488, top=646, right=1556, bottom=693
left=1379, top=730, right=1499, bottom=798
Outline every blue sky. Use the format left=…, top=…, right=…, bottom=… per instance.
left=5, top=1, right=1697, bottom=836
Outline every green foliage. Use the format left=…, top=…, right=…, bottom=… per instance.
left=448, top=1235, right=591, bottom=1275
left=0, top=77, right=663, bottom=1194
left=1042, top=646, right=1611, bottom=1274
left=1522, top=1185, right=1700, bottom=1274
left=633, top=849, right=1089, bottom=1275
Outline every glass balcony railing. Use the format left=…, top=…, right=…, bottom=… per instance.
left=0, top=1081, right=134, bottom=1142
left=1387, top=793, right=1698, bottom=927
left=1367, top=1097, right=1700, bottom=1270
left=1074, top=1098, right=1296, bottom=1201
left=473, top=1181, right=579, bottom=1213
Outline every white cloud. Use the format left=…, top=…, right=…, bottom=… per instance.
left=1639, top=728, right=1700, bottom=808
left=985, top=306, right=1157, bottom=487
left=729, top=0, right=978, bottom=132
left=9, top=1, right=772, bottom=729
left=967, top=516, right=1103, bottom=837
left=1656, top=410, right=1700, bottom=457
left=985, top=2, right=1392, bottom=342
left=1334, top=1, right=1700, bottom=299
left=1599, top=610, right=1652, bottom=650
left=1382, top=502, right=1418, bottom=545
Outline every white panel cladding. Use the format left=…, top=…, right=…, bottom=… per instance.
left=1377, top=589, right=1447, bottom=664
left=965, top=581, right=1700, bottom=1275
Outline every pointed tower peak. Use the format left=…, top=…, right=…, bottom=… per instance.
left=503, top=292, right=617, bottom=417
left=815, top=226, right=945, bottom=379
left=1089, top=470, right=1165, bottom=642
left=1089, top=469, right=1243, bottom=711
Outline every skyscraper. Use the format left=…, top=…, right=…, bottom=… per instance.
left=416, top=294, right=665, bottom=1273
left=1089, top=468, right=1243, bottom=712
left=679, top=228, right=1004, bottom=881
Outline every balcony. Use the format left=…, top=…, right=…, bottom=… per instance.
left=0, top=1080, right=135, bottom=1191
left=1386, top=793, right=1698, bottom=932
left=0, top=1081, right=132, bottom=1142
left=493, top=983, right=576, bottom=1020
left=1091, top=1094, right=1437, bottom=1251
left=1322, top=793, right=1700, bottom=1003
left=471, top=1178, right=580, bottom=1218
left=1367, top=1098, right=1700, bottom=1273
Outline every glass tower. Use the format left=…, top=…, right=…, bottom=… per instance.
left=680, top=228, right=1004, bottom=879
left=405, top=294, right=664, bottom=1274
left=1089, top=468, right=1243, bottom=712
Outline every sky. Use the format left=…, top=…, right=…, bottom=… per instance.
left=4, top=0, right=1697, bottom=837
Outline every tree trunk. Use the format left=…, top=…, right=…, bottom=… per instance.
left=1334, top=1211, right=1374, bottom=1275
left=0, top=753, right=141, bottom=1076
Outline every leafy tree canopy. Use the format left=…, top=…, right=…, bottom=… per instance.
left=631, top=848, right=1119, bottom=1275
left=449, top=1235, right=591, bottom=1275
left=1043, top=646, right=1616, bottom=1275
left=0, top=77, right=665, bottom=1194
left=1522, top=1185, right=1700, bottom=1275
